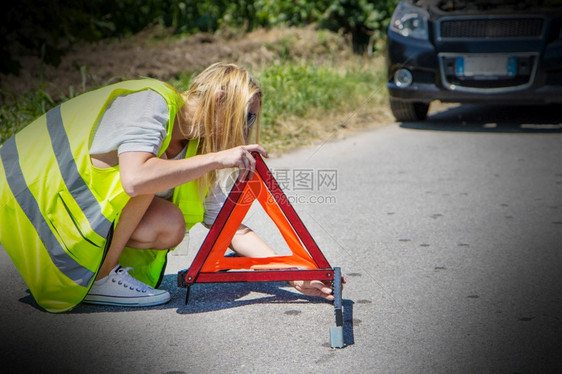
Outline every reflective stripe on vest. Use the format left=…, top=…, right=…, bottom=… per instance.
left=1, top=137, right=94, bottom=286
left=47, top=106, right=112, bottom=239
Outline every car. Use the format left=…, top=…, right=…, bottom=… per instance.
left=385, top=0, right=562, bottom=121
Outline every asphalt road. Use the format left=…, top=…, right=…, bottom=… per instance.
left=1, top=103, right=562, bottom=373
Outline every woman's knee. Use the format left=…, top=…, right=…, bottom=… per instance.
left=131, top=197, right=186, bottom=249
left=154, top=202, right=185, bottom=249
left=162, top=208, right=186, bottom=248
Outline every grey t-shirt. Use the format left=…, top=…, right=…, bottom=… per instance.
left=90, top=89, right=168, bottom=156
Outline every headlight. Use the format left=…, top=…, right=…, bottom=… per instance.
left=390, top=2, right=429, bottom=40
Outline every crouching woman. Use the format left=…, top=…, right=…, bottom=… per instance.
left=0, top=62, right=333, bottom=312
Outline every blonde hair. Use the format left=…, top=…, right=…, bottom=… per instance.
left=177, top=62, right=263, bottom=194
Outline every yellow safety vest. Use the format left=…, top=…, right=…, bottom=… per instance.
left=0, top=79, right=204, bottom=313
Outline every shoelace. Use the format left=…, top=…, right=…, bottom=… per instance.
left=112, top=267, right=151, bottom=293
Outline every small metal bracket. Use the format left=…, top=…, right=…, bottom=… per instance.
left=177, top=269, right=192, bottom=305
left=177, top=269, right=188, bottom=288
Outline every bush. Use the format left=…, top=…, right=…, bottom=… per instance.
left=1, top=0, right=399, bottom=75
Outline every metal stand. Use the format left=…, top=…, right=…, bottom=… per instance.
left=330, top=267, right=344, bottom=348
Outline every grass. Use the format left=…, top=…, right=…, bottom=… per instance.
left=0, top=47, right=390, bottom=154
left=0, top=63, right=89, bottom=144
left=255, top=58, right=390, bottom=152
left=0, top=88, right=55, bottom=144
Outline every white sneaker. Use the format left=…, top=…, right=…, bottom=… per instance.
left=84, top=265, right=170, bottom=307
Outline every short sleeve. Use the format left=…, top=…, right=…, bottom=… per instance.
left=89, top=89, right=169, bottom=156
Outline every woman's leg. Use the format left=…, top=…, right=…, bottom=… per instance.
left=126, top=197, right=186, bottom=250
left=96, top=196, right=185, bottom=280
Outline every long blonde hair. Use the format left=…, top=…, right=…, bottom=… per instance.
left=177, top=62, right=263, bottom=193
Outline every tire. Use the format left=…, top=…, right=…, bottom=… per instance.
left=389, top=99, right=429, bottom=122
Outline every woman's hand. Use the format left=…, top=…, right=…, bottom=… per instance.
left=288, top=276, right=346, bottom=301
left=214, top=144, right=268, bottom=181
left=288, top=280, right=335, bottom=301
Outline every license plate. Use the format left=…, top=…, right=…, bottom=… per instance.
left=456, top=56, right=517, bottom=77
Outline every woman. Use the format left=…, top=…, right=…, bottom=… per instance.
left=0, top=63, right=333, bottom=312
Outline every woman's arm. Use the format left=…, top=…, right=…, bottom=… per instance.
left=229, top=224, right=335, bottom=301
left=229, top=224, right=277, bottom=258
left=118, top=144, right=267, bottom=197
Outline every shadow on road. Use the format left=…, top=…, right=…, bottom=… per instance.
left=17, top=276, right=325, bottom=313
left=400, top=103, right=562, bottom=133
left=175, top=280, right=355, bottom=346
left=18, top=274, right=355, bottom=346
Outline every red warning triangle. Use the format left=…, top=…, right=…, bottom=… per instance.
left=183, top=152, right=333, bottom=284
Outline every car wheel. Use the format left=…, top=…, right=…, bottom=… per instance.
left=389, top=99, right=429, bottom=122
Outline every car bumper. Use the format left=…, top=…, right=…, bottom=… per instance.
left=387, top=81, right=562, bottom=104
left=386, top=31, right=562, bottom=105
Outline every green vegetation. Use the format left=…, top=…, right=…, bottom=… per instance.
left=1, top=0, right=398, bottom=75
left=258, top=62, right=386, bottom=123
left=255, top=60, right=389, bottom=151
left=0, top=64, right=92, bottom=144
left=1, top=1, right=398, bottom=152
left=1, top=55, right=389, bottom=151
left=0, top=90, right=53, bottom=144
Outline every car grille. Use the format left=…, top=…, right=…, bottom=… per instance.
left=440, top=18, right=544, bottom=38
